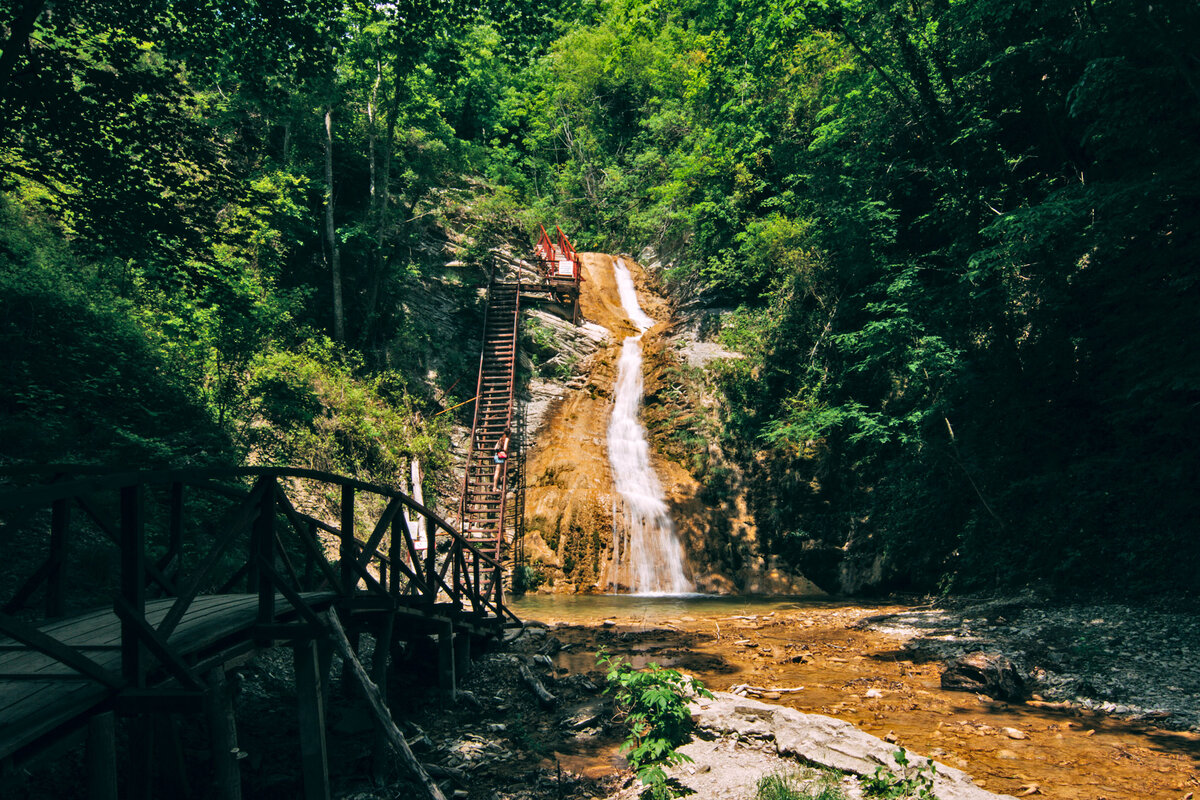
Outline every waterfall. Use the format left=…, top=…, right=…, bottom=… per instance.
left=607, top=257, right=693, bottom=595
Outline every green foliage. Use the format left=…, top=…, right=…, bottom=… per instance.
left=861, top=749, right=936, bottom=800
left=597, top=649, right=713, bottom=799
left=246, top=341, right=451, bottom=480
left=0, top=194, right=230, bottom=468
left=512, top=564, right=546, bottom=595
left=756, top=770, right=848, bottom=800
left=3, top=0, right=1198, bottom=597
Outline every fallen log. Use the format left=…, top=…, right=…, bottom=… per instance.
left=325, top=611, right=447, bottom=800
left=519, top=661, right=557, bottom=709
left=729, top=683, right=805, bottom=698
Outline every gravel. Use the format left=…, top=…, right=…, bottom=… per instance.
left=858, top=594, right=1200, bottom=731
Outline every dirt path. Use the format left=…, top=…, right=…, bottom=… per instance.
left=538, top=602, right=1200, bottom=800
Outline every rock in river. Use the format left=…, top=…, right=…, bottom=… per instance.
left=941, top=651, right=1028, bottom=701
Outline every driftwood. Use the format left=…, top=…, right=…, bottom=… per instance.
left=519, top=661, right=557, bottom=709
left=728, top=683, right=805, bottom=698
left=325, top=611, right=447, bottom=800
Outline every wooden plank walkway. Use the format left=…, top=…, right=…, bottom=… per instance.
left=0, top=592, right=335, bottom=761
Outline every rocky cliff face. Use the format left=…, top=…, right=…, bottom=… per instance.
left=521, top=251, right=819, bottom=595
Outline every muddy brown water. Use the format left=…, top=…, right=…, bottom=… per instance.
left=512, top=595, right=1200, bottom=799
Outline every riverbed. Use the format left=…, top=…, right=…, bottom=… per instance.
left=513, top=593, right=1200, bottom=800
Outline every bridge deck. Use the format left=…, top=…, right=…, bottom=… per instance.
left=0, top=592, right=335, bottom=761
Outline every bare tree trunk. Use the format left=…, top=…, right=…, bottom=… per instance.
left=0, top=0, right=47, bottom=106
left=324, top=105, right=345, bottom=343
left=368, top=54, right=381, bottom=211
left=364, top=83, right=399, bottom=331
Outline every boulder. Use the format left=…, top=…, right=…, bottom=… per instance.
left=690, top=693, right=1018, bottom=800
left=941, top=652, right=1028, bottom=701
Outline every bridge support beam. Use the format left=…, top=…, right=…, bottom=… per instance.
left=205, top=668, right=242, bottom=800
left=294, top=639, right=331, bottom=800
left=454, top=629, right=472, bottom=682
left=86, top=711, right=117, bottom=800
left=437, top=620, right=455, bottom=697
left=126, top=714, right=155, bottom=800
left=371, top=615, right=395, bottom=784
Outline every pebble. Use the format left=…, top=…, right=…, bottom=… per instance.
left=1004, top=727, right=1028, bottom=739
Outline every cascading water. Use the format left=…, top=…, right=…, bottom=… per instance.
left=606, top=257, right=693, bottom=595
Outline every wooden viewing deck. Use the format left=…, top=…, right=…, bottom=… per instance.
left=0, top=466, right=515, bottom=799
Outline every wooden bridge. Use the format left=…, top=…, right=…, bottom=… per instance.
left=0, top=226, right=583, bottom=799
left=0, top=466, right=512, bottom=799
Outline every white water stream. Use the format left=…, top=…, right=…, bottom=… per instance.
left=607, top=257, right=693, bottom=595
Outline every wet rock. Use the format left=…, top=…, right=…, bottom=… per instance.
left=690, top=692, right=1018, bottom=800
left=563, top=701, right=605, bottom=730
left=941, top=652, right=1028, bottom=701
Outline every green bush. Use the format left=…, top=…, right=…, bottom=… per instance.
left=512, top=564, right=546, bottom=595
left=861, top=749, right=936, bottom=799
left=598, top=649, right=713, bottom=800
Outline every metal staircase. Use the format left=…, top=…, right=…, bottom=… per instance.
left=459, top=280, right=522, bottom=560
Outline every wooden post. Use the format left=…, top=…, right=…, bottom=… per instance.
left=46, top=497, right=69, bottom=618
left=424, top=516, right=436, bottom=605
left=120, top=484, right=145, bottom=687
left=164, top=481, right=184, bottom=578
left=436, top=620, right=455, bottom=697
left=86, top=711, right=118, bottom=800
left=294, top=639, right=331, bottom=800
left=340, top=484, right=355, bottom=592
left=389, top=515, right=401, bottom=596
left=304, top=519, right=316, bottom=591
left=253, top=477, right=276, bottom=644
left=205, top=668, right=242, bottom=800
left=451, top=540, right=460, bottom=608
left=127, top=715, right=155, bottom=800
left=157, top=713, right=192, bottom=799
left=494, top=562, right=504, bottom=613
left=370, top=615, right=395, bottom=784
left=454, top=628, right=471, bottom=681
left=340, top=627, right=360, bottom=695
left=318, top=636, right=334, bottom=706
left=472, top=554, right=481, bottom=609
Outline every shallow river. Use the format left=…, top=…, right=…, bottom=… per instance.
left=510, top=593, right=832, bottom=624
left=507, top=593, right=1200, bottom=799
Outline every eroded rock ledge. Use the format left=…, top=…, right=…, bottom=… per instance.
left=685, top=692, right=1018, bottom=800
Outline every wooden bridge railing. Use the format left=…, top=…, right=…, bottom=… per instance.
left=0, top=466, right=513, bottom=684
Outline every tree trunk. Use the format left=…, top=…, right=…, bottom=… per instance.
left=0, top=0, right=47, bottom=107
left=324, top=105, right=345, bottom=343
left=364, top=81, right=400, bottom=334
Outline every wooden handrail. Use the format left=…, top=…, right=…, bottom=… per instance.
left=0, top=466, right=507, bottom=626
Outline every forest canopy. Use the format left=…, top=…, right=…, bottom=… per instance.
left=2, top=0, right=1197, bottom=594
